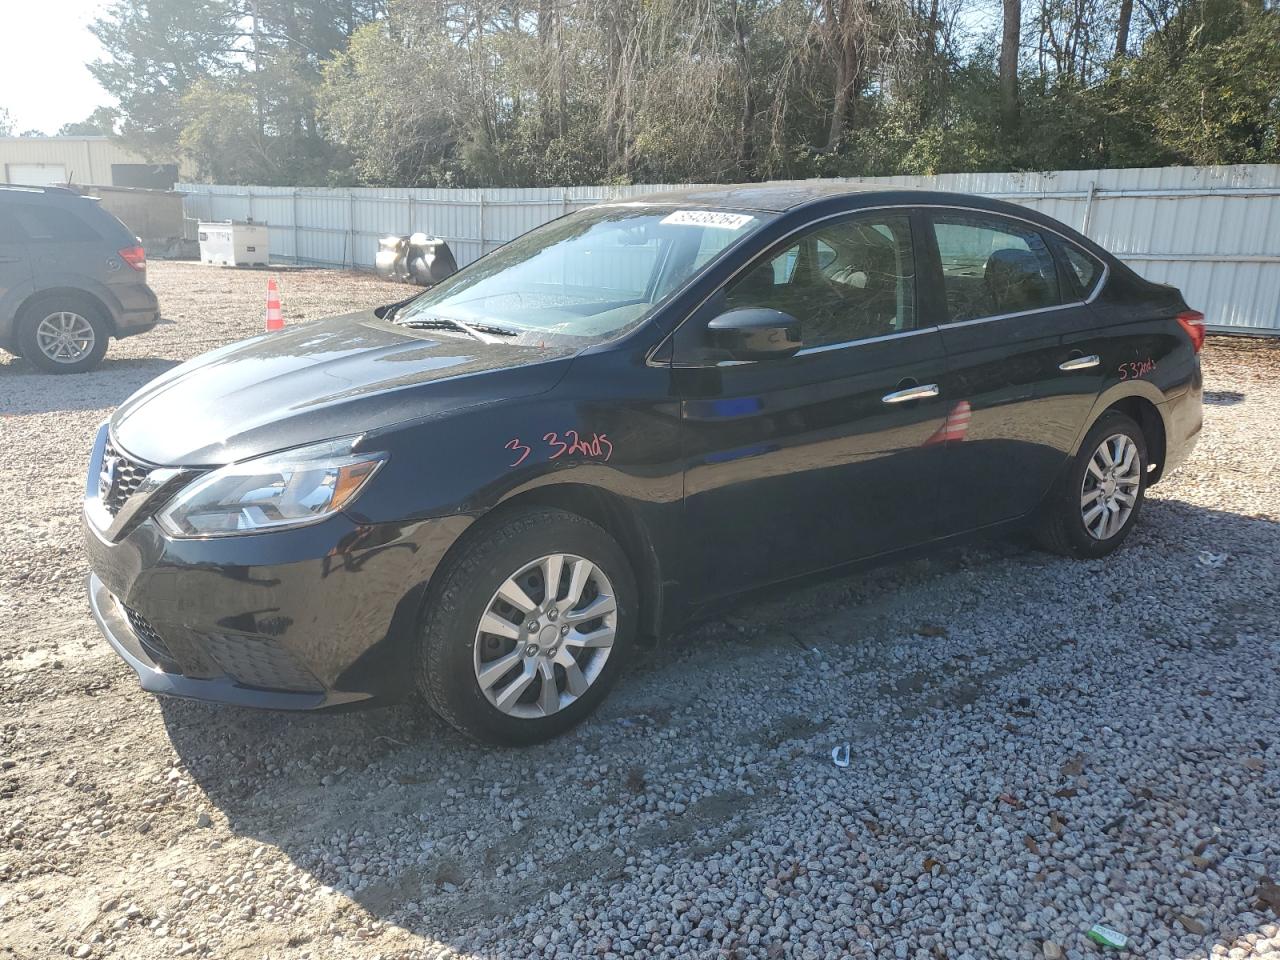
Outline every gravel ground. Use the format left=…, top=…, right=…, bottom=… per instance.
left=1, top=261, right=1278, bottom=960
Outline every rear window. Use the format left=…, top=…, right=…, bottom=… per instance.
left=10, top=203, right=102, bottom=242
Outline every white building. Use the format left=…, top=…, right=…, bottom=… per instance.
left=0, top=136, right=178, bottom=189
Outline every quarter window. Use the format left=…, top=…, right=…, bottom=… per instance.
left=11, top=204, right=100, bottom=242
left=722, top=213, right=916, bottom=348
left=1061, top=243, right=1103, bottom=297
left=931, top=214, right=1062, bottom=322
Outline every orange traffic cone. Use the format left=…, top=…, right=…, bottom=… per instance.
left=265, top=277, right=284, bottom=331
left=923, top=400, right=972, bottom=446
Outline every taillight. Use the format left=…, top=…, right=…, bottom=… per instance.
left=1176, top=310, right=1205, bottom=353
left=118, top=245, right=146, bottom=271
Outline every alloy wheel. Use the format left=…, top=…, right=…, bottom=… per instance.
left=35, top=311, right=97, bottom=365
left=1080, top=433, right=1141, bottom=540
left=473, top=553, right=617, bottom=719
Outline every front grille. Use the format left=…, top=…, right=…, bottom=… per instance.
left=99, top=439, right=151, bottom=517
left=122, top=603, right=177, bottom=667
left=203, top=633, right=323, bottom=693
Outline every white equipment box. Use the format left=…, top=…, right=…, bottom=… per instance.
left=197, top=220, right=270, bottom=267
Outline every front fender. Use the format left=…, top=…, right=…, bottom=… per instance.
left=350, top=393, right=684, bottom=525
left=340, top=354, right=686, bottom=631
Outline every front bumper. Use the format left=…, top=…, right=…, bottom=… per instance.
left=88, top=572, right=337, bottom=709
left=82, top=430, right=472, bottom=710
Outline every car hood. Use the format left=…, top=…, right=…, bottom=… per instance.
left=111, top=311, right=577, bottom=466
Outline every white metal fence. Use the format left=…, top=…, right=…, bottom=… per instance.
left=178, top=163, right=1280, bottom=336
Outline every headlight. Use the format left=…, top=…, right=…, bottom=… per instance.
left=156, top=438, right=387, bottom=538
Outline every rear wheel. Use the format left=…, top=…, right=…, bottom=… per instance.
left=17, top=295, right=110, bottom=373
left=416, top=507, right=636, bottom=745
left=1036, top=411, right=1148, bottom=559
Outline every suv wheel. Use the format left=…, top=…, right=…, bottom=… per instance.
left=416, top=507, right=636, bottom=745
left=18, top=296, right=110, bottom=373
left=1036, top=411, right=1148, bottom=559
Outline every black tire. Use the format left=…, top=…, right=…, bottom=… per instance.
left=1035, top=411, right=1148, bottom=559
left=416, top=507, right=637, bottom=746
left=17, top=294, right=110, bottom=374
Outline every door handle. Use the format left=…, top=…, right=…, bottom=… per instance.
left=0, top=257, right=23, bottom=264
left=881, top=383, right=939, bottom=404
left=1059, top=354, right=1101, bottom=371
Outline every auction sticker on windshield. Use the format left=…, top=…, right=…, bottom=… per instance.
left=660, top=210, right=756, bottom=230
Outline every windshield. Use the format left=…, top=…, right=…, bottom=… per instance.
left=393, top=205, right=770, bottom=345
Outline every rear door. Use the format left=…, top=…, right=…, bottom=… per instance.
left=676, top=209, right=949, bottom=600
left=925, top=209, right=1100, bottom=534
left=10, top=200, right=112, bottom=288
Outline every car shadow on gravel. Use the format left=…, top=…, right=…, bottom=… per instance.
left=148, top=532, right=1012, bottom=949
left=155, top=497, right=1280, bottom=951
left=0, top=357, right=180, bottom=414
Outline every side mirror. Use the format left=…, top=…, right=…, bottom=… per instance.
left=706, top=308, right=802, bottom=362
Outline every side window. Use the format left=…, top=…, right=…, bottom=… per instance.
left=1060, top=243, right=1103, bottom=297
left=931, top=214, right=1062, bottom=322
left=722, top=213, right=915, bottom=348
left=11, top=204, right=100, bottom=243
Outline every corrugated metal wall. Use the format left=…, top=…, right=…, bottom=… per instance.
left=179, top=163, right=1280, bottom=335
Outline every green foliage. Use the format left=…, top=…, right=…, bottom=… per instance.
left=58, top=107, right=122, bottom=137
left=89, top=0, right=246, bottom=157
left=91, top=0, right=375, bottom=175
left=1123, top=5, right=1280, bottom=164
left=89, top=0, right=1280, bottom=185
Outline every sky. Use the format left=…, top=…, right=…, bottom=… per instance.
left=0, top=0, right=113, bottom=135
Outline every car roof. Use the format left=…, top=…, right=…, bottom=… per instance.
left=605, top=183, right=1035, bottom=217
left=0, top=184, right=92, bottom=204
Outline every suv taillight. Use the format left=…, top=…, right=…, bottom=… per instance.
left=119, top=245, right=146, bottom=271
left=1176, top=310, right=1205, bottom=353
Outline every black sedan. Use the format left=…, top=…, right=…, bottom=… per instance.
left=83, top=186, right=1204, bottom=745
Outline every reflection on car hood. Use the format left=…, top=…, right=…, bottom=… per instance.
left=110, top=311, right=577, bottom=466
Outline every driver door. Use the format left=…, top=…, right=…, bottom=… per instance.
left=674, top=210, right=950, bottom=601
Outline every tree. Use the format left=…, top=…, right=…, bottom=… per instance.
left=1000, top=0, right=1021, bottom=134
left=1115, top=1, right=1279, bottom=164
left=0, top=108, right=13, bottom=137
left=90, top=0, right=377, bottom=174
left=89, top=0, right=246, bottom=156
left=85, top=0, right=1279, bottom=186
left=58, top=107, right=122, bottom=137
left=1115, top=0, right=1134, bottom=56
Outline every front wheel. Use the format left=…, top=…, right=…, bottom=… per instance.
left=416, top=507, right=636, bottom=745
left=1036, top=411, right=1148, bottom=559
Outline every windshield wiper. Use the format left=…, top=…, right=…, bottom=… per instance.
left=395, top=316, right=517, bottom=343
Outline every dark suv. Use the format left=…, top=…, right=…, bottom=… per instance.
left=0, top=185, right=159, bottom=373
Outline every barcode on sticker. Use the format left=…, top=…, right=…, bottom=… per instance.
left=660, top=210, right=755, bottom=230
